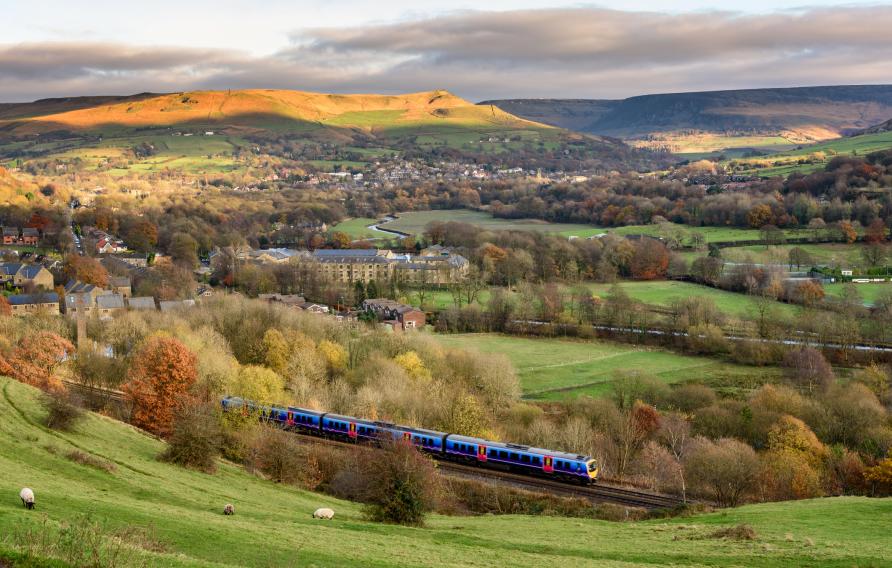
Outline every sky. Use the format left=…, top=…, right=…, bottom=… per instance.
left=1, top=1, right=892, bottom=101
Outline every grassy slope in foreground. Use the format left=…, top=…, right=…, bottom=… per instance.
left=3, top=377, right=892, bottom=567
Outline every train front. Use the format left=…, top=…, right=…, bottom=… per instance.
left=586, top=458, right=599, bottom=482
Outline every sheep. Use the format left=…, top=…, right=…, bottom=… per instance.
left=312, top=507, right=334, bottom=520
left=20, top=488, right=34, bottom=510
left=223, top=504, right=235, bottom=516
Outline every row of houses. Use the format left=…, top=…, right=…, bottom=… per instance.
left=2, top=227, right=40, bottom=246
left=0, top=262, right=54, bottom=290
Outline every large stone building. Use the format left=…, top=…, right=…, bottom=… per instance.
left=8, top=293, right=60, bottom=316
left=309, top=248, right=468, bottom=285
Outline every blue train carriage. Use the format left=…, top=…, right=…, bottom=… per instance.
left=284, top=405, right=324, bottom=432
left=378, top=423, right=447, bottom=453
left=445, top=435, right=599, bottom=484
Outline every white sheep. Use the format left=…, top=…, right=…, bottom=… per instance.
left=20, top=488, right=34, bottom=510
left=223, top=504, right=235, bottom=516
left=312, top=507, right=334, bottom=520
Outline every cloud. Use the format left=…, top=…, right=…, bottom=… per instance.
left=2, top=5, right=892, bottom=101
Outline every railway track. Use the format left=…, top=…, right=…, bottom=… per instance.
left=286, top=429, right=687, bottom=510
left=61, top=380, right=689, bottom=509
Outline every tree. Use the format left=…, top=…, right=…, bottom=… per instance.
left=864, top=218, right=887, bottom=244
left=262, top=329, right=290, bottom=375
left=659, top=414, right=692, bottom=501
left=685, top=437, right=759, bottom=507
left=615, top=402, right=661, bottom=479
left=782, top=347, right=834, bottom=393
left=329, top=231, right=351, bottom=249
left=787, top=247, right=813, bottom=270
left=837, top=221, right=857, bottom=244
left=169, top=232, right=199, bottom=268
left=807, top=218, right=827, bottom=241
left=0, top=332, right=74, bottom=393
left=0, top=296, right=10, bottom=317
left=123, top=336, right=198, bottom=437
left=63, top=254, right=108, bottom=287
left=861, top=243, right=887, bottom=268
left=748, top=205, right=774, bottom=229
left=227, top=365, right=286, bottom=403
left=629, top=238, right=669, bottom=280
left=865, top=454, right=892, bottom=495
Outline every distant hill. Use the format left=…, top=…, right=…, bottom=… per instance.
left=0, top=89, right=544, bottom=138
left=859, top=117, right=892, bottom=135
left=484, top=85, right=892, bottom=153
left=0, top=88, right=652, bottom=172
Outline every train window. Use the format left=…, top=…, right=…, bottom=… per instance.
left=521, top=455, right=530, bottom=464
left=509, top=452, right=519, bottom=461
left=498, top=451, right=508, bottom=459
left=488, top=449, right=497, bottom=458
left=533, top=457, right=541, bottom=466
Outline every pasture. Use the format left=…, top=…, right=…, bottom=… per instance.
left=330, top=217, right=383, bottom=239
left=824, top=281, right=892, bottom=306
left=2, top=377, right=889, bottom=566
left=585, top=280, right=800, bottom=319
left=716, top=243, right=866, bottom=268
left=731, top=130, right=892, bottom=177
left=379, top=209, right=599, bottom=236
left=430, top=333, right=773, bottom=399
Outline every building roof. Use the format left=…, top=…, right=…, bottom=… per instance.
left=9, top=292, right=59, bottom=305
left=2, top=227, right=18, bottom=236
left=64, top=280, right=99, bottom=294
left=17, top=264, right=48, bottom=280
left=0, top=263, right=23, bottom=276
left=21, top=228, right=39, bottom=237
left=127, top=297, right=156, bottom=310
left=96, top=294, right=125, bottom=309
left=109, top=276, right=131, bottom=288
left=313, top=248, right=382, bottom=258
left=159, top=299, right=196, bottom=311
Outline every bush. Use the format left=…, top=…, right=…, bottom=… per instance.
left=358, top=439, right=439, bottom=526
left=42, top=392, right=85, bottom=432
left=160, top=405, right=222, bottom=473
left=66, top=450, right=116, bottom=473
left=252, top=426, right=304, bottom=484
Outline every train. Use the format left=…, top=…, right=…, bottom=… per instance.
left=221, top=396, right=599, bottom=484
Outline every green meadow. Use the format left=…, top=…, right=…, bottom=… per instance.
left=430, top=333, right=776, bottom=399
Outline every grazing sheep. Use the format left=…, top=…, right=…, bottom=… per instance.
left=20, top=488, right=34, bottom=510
left=312, top=507, right=334, bottom=520
left=223, top=504, right=235, bottom=516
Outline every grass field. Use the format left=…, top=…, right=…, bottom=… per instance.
left=730, top=130, right=892, bottom=177
left=585, top=280, right=800, bottom=319
left=430, top=333, right=774, bottom=399
left=824, top=281, right=892, bottom=306
left=716, top=243, right=867, bottom=268
left=3, top=376, right=890, bottom=567
left=330, top=217, right=385, bottom=239
left=379, top=210, right=600, bottom=237
left=405, top=280, right=797, bottom=321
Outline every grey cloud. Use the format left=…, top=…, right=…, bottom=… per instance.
left=2, top=6, right=892, bottom=102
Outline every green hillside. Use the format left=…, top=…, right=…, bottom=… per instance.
left=2, top=376, right=891, bottom=567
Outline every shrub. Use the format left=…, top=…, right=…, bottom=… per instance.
left=66, top=450, right=116, bottom=473
left=42, top=392, right=85, bottom=432
left=160, top=405, right=222, bottom=473
left=357, top=439, right=439, bottom=526
left=253, top=426, right=304, bottom=484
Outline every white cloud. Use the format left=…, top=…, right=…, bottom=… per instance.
left=2, top=6, right=892, bottom=101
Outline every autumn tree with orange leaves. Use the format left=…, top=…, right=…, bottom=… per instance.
left=0, top=296, right=10, bottom=317
left=0, top=332, right=73, bottom=393
left=629, top=238, right=670, bottom=280
left=63, top=254, right=108, bottom=287
left=123, top=336, right=198, bottom=437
